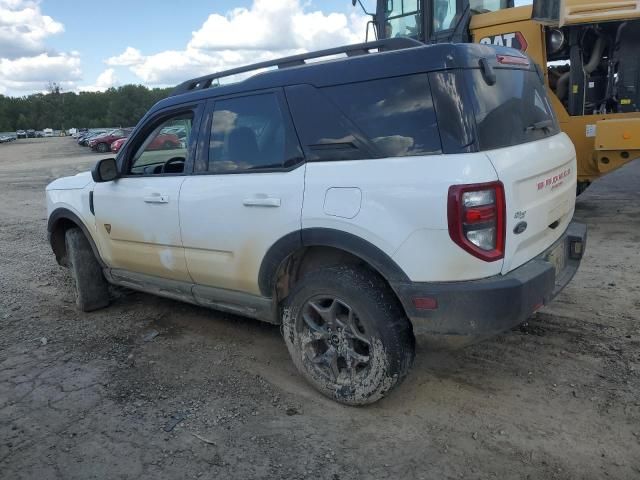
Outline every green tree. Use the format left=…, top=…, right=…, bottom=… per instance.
left=16, top=113, right=28, bottom=130
left=0, top=85, right=172, bottom=132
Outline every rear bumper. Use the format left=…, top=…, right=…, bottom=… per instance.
left=392, top=221, right=587, bottom=343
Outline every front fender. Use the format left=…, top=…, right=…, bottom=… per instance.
left=48, top=208, right=105, bottom=268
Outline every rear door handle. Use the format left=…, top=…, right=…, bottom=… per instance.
left=143, top=193, right=169, bottom=204
left=243, top=196, right=281, bottom=207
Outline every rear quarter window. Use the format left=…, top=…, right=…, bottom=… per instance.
left=322, top=74, right=442, bottom=157
left=285, top=74, right=442, bottom=161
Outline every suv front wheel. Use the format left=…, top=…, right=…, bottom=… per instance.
left=65, top=228, right=110, bottom=312
left=282, top=265, right=415, bottom=405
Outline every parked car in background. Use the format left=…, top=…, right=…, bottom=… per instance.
left=72, top=128, right=88, bottom=139
left=110, top=137, right=127, bottom=153
left=26, top=129, right=36, bottom=138
left=89, top=128, right=133, bottom=153
left=111, top=131, right=179, bottom=153
left=44, top=128, right=54, bottom=137
left=16, top=130, right=26, bottom=139
left=0, top=134, right=16, bottom=143
left=77, top=132, right=91, bottom=145
left=78, top=131, right=107, bottom=146
left=147, top=131, right=181, bottom=150
left=36, top=131, right=44, bottom=138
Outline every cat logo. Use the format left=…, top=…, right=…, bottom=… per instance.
left=479, top=32, right=528, bottom=52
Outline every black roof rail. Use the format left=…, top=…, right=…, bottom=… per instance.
left=170, top=37, right=423, bottom=97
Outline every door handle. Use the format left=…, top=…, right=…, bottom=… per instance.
left=143, top=193, right=169, bottom=204
left=243, top=196, right=281, bottom=207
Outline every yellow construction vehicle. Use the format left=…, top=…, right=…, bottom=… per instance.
left=353, top=0, right=640, bottom=192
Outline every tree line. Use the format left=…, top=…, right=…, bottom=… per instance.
left=0, top=84, right=172, bottom=132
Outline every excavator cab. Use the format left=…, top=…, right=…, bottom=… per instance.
left=372, top=0, right=514, bottom=44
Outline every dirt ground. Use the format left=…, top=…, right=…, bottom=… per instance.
left=0, top=137, right=638, bottom=480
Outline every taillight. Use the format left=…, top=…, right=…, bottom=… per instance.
left=448, top=181, right=505, bottom=262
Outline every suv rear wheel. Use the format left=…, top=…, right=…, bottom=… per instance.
left=65, top=228, right=110, bottom=312
left=282, top=265, right=415, bottom=405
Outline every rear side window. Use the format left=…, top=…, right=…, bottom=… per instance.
left=322, top=74, right=441, bottom=157
left=466, top=69, right=559, bottom=150
left=208, top=92, right=302, bottom=173
left=285, top=84, right=374, bottom=162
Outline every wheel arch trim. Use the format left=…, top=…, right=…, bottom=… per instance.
left=258, top=228, right=410, bottom=297
left=48, top=207, right=105, bottom=267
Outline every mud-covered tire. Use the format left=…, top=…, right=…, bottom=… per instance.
left=282, top=265, right=415, bottom=405
left=65, top=227, right=110, bottom=312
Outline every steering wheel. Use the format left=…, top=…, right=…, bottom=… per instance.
left=161, top=156, right=185, bottom=174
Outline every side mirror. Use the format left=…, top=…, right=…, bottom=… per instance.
left=92, top=158, right=119, bottom=182
left=352, top=0, right=374, bottom=15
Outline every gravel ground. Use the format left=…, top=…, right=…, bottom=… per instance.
left=1, top=137, right=639, bottom=480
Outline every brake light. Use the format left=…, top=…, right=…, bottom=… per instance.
left=448, top=181, right=505, bottom=262
left=496, top=54, right=529, bottom=66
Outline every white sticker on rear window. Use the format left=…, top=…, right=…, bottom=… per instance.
left=586, top=124, right=596, bottom=137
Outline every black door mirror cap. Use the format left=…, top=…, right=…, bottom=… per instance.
left=92, top=158, right=119, bottom=183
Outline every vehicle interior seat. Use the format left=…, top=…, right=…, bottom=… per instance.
left=228, top=127, right=260, bottom=166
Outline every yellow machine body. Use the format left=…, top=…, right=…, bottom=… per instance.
left=469, top=4, right=640, bottom=185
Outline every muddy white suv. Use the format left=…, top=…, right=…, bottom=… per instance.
left=46, top=39, right=586, bottom=405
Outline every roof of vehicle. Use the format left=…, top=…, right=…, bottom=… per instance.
left=150, top=39, right=531, bottom=115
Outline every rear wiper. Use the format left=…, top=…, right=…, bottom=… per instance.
left=525, top=119, right=553, bottom=132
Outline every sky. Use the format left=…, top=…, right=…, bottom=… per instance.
left=0, top=0, right=377, bottom=96
left=0, top=0, right=533, bottom=97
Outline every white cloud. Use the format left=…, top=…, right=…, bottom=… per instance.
left=129, top=48, right=284, bottom=86
left=110, top=0, right=367, bottom=87
left=105, top=47, right=144, bottom=67
left=79, top=68, right=118, bottom=92
left=0, top=52, right=81, bottom=93
left=190, top=0, right=364, bottom=52
left=0, top=0, right=64, bottom=59
left=0, top=0, right=83, bottom=95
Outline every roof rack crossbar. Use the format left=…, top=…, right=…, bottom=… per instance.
left=170, top=37, right=422, bottom=97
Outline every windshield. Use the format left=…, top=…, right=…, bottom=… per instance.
left=470, top=0, right=512, bottom=13
left=379, top=0, right=516, bottom=40
left=383, top=0, right=421, bottom=39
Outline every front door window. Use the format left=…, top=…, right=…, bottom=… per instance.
left=129, top=113, right=193, bottom=175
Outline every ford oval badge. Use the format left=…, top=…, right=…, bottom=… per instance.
left=513, top=221, right=527, bottom=235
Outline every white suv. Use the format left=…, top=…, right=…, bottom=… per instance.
left=46, top=39, right=586, bottom=405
